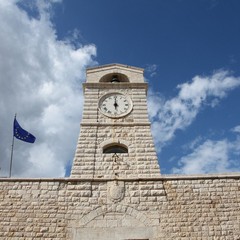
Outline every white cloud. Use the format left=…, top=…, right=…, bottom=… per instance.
left=232, top=125, right=240, bottom=134
left=148, top=70, right=240, bottom=151
left=145, top=64, right=158, bottom=77
left=0, top=1, right=96, bottom=177
left=182, top=136, right=204, bottom=151
left=172, top=134, right=240, bottom=174
left=147, top=91, right=164, bottom=120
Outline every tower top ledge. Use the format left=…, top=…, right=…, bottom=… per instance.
left=86, top=63, right=145, bottom=83
left=87, top=63, right=144, bottom=73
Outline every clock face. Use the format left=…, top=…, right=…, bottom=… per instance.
left=99, top=93, right=132, bottom=118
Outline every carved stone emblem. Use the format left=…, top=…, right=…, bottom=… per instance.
left=107, top=181, right=125, bottom=203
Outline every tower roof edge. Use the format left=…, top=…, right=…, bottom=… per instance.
left=86, top=63, right=144, bottom=72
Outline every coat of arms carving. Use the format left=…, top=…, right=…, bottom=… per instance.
left=107, top=181, right=125, bottom=203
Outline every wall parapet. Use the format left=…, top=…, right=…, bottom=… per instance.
left=1, top=172, right=240, bottom=183
left=1, top=173, right=240, bottom=239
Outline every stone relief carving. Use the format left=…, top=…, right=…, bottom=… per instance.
left=107, top=180, right=125, bottom=203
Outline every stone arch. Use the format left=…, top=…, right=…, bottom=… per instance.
left=78, top=204, right=152, bottom=227
left=100, top=138, right=131, bottom=149
left=100, top=139, right=131, bottom=154
left=99, top=73, right=129, bottom=83
left=103, top=144, right=128, bottom=154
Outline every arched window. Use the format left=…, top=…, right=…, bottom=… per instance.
left=99, top=73, right=129, bottom=83
left=103, top=144, right=128, bottom=154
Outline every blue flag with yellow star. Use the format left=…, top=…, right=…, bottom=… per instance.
left=13, top=117, right=36, bottom=143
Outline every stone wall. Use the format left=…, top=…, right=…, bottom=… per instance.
left=1, top=174, right=240, bottom=239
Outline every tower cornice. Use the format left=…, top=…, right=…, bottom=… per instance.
left=83, top=82, right=148, bottom=92
left=86, top=63, right=144, bottom=73
left=80, top=122, right=151, bottom=127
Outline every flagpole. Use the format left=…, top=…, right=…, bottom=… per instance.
left=10, top=114, right=16, bottom=178
left=9, top=133, right=15, bottom=178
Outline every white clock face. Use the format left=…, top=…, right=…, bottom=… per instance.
left=99, top=93, right=132, bottom=118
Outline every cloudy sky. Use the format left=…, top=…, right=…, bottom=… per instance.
left=0, top=0, right=240, bottom=177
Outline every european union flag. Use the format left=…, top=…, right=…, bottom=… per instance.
left=13, top=117, right=36, bottom=143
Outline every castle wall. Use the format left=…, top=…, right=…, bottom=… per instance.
left=1, top=174, right=240, bottom=239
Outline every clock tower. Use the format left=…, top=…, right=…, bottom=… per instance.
left=71, top=63, right=160, bottom=179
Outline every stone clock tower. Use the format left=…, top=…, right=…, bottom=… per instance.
left=71, top=63, right=160, bottom=179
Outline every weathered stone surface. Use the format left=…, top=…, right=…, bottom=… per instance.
left=0, top=175, right=240, bottom=239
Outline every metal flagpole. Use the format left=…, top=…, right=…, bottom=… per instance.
left=9, top=114, right=16, bottom=178
left=9, top=132, right=15, bottom=178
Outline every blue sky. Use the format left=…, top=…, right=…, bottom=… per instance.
left=0, top=0, right=240, bottom=177
left=53, top=0, right=240, bottom=74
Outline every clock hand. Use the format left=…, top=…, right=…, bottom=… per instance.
left=114, top=97, right=118, bottom=109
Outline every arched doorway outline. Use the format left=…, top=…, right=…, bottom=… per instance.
left=78, top=204, right=152, bottom=227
